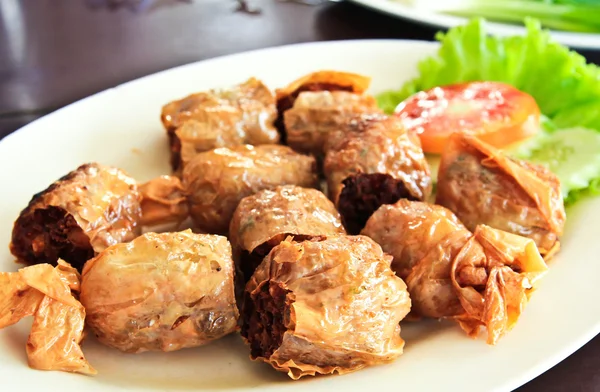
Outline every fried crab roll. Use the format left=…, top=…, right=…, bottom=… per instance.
left=241, top=235, right=410, bottom=379
left=283, top=90, right=381, bottom=157
left=229, top=185, right=345, bottom=284
left=183, top=145, right=318, bottom=234
left=10, top=163, right=143, bottom=272
left=0, top=260, right=95, bottom=374
left=362, top=200, right=548, bottom=345
left=275, top=71, right=372, bottom=141
left=436, top=133, right=566, bottom=258
left=161, top=78, right=279, bottom=171
left=80, top=230, right=238, bottom=353
left=324, top=115, right=432, bottom=234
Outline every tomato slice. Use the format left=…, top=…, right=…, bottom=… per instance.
left=394, top=81, right=540, bottom=154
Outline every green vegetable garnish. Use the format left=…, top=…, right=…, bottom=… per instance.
left=379, top=18, right=600, bottom=205
left=395, top=1, right=600, bottom=33
left=509, top=127, right=600, bottom=205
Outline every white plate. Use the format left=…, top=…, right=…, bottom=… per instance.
left=347, top=0, right=600, bottom=49
left=0, top=40, right=599, bottom=392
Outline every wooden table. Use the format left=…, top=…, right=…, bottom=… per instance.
left=0, top=1, right=598, bottom=390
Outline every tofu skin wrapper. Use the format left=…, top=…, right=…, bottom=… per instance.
left=241, top=235, right=410, bottom=380
left=80, top=230, right=239, bottom=353
left=183, top=144, right=318, bottom=234
left=0, top=260, right=95, bottom=375
left=10, top=163, right=142, bottom=272
left=161, top=78, right=279, bottom=172
left=138, top=175, right=189, bottom=228
left=229, top=185, right=345, bottom=284
left=284, top=90, right=381, bottom=157
left=436, top=133, right=565, bottom=258
left=362, top=199, right=467, bottom=280
left=275, top=70, right=372, bottom=142
left=324, top=115, right=432, bottom=234
left=362, top=200, right=548, bottom=345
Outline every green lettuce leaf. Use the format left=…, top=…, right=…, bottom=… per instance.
left=564, top=177, right=600, bottom=205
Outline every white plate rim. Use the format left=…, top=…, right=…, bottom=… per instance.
left=0, top=39, right=598, bottom=392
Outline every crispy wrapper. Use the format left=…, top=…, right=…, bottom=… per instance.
left=276, top=71, right=371, bottom=102
left=362, top=199, right=467, bottom=280
left=10, top=163, right=142, bottom=271
left=284, top=91, right=381, bottom=157
left=175, top=114, right=242, bottom=171
left=138, top=175, right=189, bottom=227
left=0, top=260, right=95, bottom=375
left=436, top=133, right=565, bottom=258
left=275, top=71, right=372, bottom=141
left=451, top=225, right=548, bottom=344
left=161, top=78, right=279, bottom=171
left=229, top=185, right=345, bottom=285
left=80, top=230, right=239, bottom=353
left=324, top=115, right=432, bottom=234
left=182, top=145, right=318, bottom=234
left=241, top=235, right=410, bottom=380
left=362, top=200, right=547, bottom=345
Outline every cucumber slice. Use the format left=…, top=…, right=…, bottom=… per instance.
left=508, top=127, right=600, bottom=199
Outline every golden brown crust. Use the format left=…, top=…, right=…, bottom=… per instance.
left=275, top=71, right=372, bottom=143
left=138, top=175, right=189, bottom=227
left=229, top=185, right=345, bottom=283
left=80, top=230, right=239, bottom=353
left=283, top=91, right=381, bottom=157
left=182, top=145, right=318, bottom=234
left=0, top=260, right=95, bottom=375
left=450, top=225, right=548, bottom=344
left=241, top=235, right=410, bottom=379
left=324, top=115, right=432, bottom=233
left=362, top=199, right=467, bottom=280
left=362, top=200, right=547, bottom=345
left=161, top=78, right=279, bottom=171
left=175, top=114, right=243, bottom=170
left=435, top=133, right=566, bottom=256
left=275, top=71, right=371, bottom=102
left=230, top=185, right=345, bottom=254
left=10, top=163, right=142, bottom=271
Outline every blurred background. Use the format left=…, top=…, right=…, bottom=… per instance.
left=3, top=0, right=600, bottom=140
left=0, top=1, right=598, bottom=390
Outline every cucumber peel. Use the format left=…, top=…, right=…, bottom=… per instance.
left=509, top=127, right=600, bottom=204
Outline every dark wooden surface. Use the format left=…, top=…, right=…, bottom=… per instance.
left=0, top=0, right=598, bottom=390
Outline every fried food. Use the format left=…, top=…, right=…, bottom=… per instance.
left=324, top=115, right=431, bottom=233
left=80, top=230, right=239, bottom=353
left=183, top=145, right=318, bottom=234
left=161, top=78, right=279, bottom=171
left=362, top=200, right=548, bottom=344
left=436, top=133, right=566, bottom=258
left=275, top=70, right=372, bottom=142
left=241, top=235, right=410, bottom=379
left=229, top=185, right=345, bottom=284
left=10, top=163, right=142, bottom=271
left=0, top=260, right=94, bottom=374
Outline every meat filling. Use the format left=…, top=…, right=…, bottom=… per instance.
left=239, top=234, right=313, bottom=284
left=241, top=282, right=291, bottom=359
left=338, top=173, right=417, bottom=234
left=276, top=83, right=353, bottom=142
left=11, top=206, right=94, bottom=271
left=168, top=131, right=183, bottom=172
